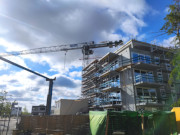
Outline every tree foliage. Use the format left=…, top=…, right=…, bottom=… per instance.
left=161, top=1, right=180, bottom=108
left=161, top=0, right=180, bottom=84
left=22, top=106, right=30, bottom=115
left=171, top=98, right=180, bottom=107
left=0, top=91, right=11, bottom=116
left=169, top=49, right=180, bottom=83
left=161, top=0, right=180, bottom=45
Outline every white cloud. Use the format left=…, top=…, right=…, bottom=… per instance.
left=0, top=61, right=9, bottom=70
left=69, top=71, right=82, bottom=78
left=161, top=36, right=176, bottom=47
left=164, top=7, right=170, bottom=14
left=0, top=0, right=153, bottom=111
left=0, top=69, right=82, bottom=111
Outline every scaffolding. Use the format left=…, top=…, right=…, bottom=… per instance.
left=82, top=46, right=174, bottom=110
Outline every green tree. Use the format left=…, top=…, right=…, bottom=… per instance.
left=161, top=0, right=180, bottom=45
left=22, top=106, right=30, bottom=115
left=171, top=98, right=180, bottom=107
left=0, top=91, right=11, bottom=116
left=161, top=0, right=180, bottom=107
left=161, top=0, right=180, bottom=82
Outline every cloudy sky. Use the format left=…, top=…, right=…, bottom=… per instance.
left=0, top=0, right=175, bottom=111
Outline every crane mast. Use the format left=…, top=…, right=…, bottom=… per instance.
left=0, top=56, right=55, bottom=115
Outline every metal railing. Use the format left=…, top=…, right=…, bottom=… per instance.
left=99, top=81, right=120, bottom=90
left=134, top=75, right=163, bottom=84
left=136, top=96, right=158, bottom=104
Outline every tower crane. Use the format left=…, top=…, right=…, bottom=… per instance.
left=0, top=40, right=123, bottom=66
left=0, top=40, right=123, bottom=115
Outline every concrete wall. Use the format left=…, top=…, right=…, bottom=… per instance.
left=54, top=99, right=88, bottom=115
left=120, top=68, right=136, bottom=111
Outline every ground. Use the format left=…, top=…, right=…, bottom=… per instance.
left=0, top=117, right=17, bottom=135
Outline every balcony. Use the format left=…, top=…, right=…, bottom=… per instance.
left=99, top=63, right=119, bottom=78
left=100, top=98, right=122, bottom=108
left=136, top=96, right=161, bottom=106
left=100, top=81, right=121, bottom=92
left=82, top=85, right=96, bottom=91
left=82, top=66, right=97, bottom=77
left=98, top=52, right=119, bottom=66
left=88, top=92, right=121, bottom=108
left=134, top=75, right=164, bottom=88
left=83, top=88, right=100, bottom=97
left=132, top=56, right=161, bottom=70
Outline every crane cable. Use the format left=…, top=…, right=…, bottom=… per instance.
left=64, top=51, right=67, bottom=69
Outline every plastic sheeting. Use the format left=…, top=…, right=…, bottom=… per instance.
left=89, top=111, right=177, bottom=135
left=89, top=111, right=107, bottom=135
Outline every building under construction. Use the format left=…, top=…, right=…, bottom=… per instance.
left=82, top=39, right=179, bottom=111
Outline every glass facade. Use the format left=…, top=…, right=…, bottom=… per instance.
left=136, top=87, right=157, bottom=103
left=132, top=53, right=152, bottom=64
left=166, top=63, right=171, bottom=71
left=154, top=57, right=160, bottom=65
left=100, top=75, right=120, bottom=89
left=134, top=70, right=156, bottom=83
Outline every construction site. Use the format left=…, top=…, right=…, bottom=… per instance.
left=0, top=39, right=179, bottom=135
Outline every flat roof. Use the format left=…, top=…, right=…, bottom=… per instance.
left=98, top=52, right=118, bottom=63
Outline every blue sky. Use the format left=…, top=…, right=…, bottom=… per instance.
left=0, top=0, right=176, bottom=111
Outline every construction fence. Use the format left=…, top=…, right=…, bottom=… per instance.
left=16, top=115, right=90, bottom=135
left=89, top=111, right=178, bottom=135
left=14, top=109, right=180, bottom=135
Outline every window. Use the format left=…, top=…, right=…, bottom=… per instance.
left=166, top=63, right=171, bottom=71
left=147, top=71, right=154, bottom=82
left=144, top=89, right=149, bottom=96
left=154, top=57, right=160, bottom=65
left=157, top=71, right=163, bottom=82
left=149, top=89, right=156, bottom=97
left=136, top=88, right=156, bottom=97
left=160, top=89, right=166, bottom=98
left=139, top=54, right=145, bottom=63
left=132, top=53, right=138, bottom=63
left=136, top=88, right=157, bottom=103
left=132, top=53, right=152, bottom=64
left=134, top=70, right=155, bottom=83
left=115, top=60, right=118, bottom=69
left=141, top=71, right=147, bottom=82
left=40, top=107, right=45, bottom=111
left=110, top=63, right=114, bottom=71
left=137, top=88, right=143, bottom=96
left=145, top=55, right=151, bottom=64
left=134, top=70, right=141, bottom=83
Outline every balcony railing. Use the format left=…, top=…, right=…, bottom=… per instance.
left=135, top=75, right=163, bottom=84
left=89, top=98, right=122, bottom=106
left=86, top=88, right=99, bottom=95
left=99, top=63, right=119, bottom=75
left=132, top=56, right=161, bottom=65
left=100, top=81, right=120, bottom=90
left=136, top=96, right=158, bottom=104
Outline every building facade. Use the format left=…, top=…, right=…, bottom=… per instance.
left=11, top=107, right=22, bottom=116
left=31, top=105, right=46, bottom=115
left=82, top=40, right=179, bottom=111
left=54, top=99, right=88, bottom=115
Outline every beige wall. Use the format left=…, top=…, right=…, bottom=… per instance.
left=54, top=99, right=88, bottom=115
